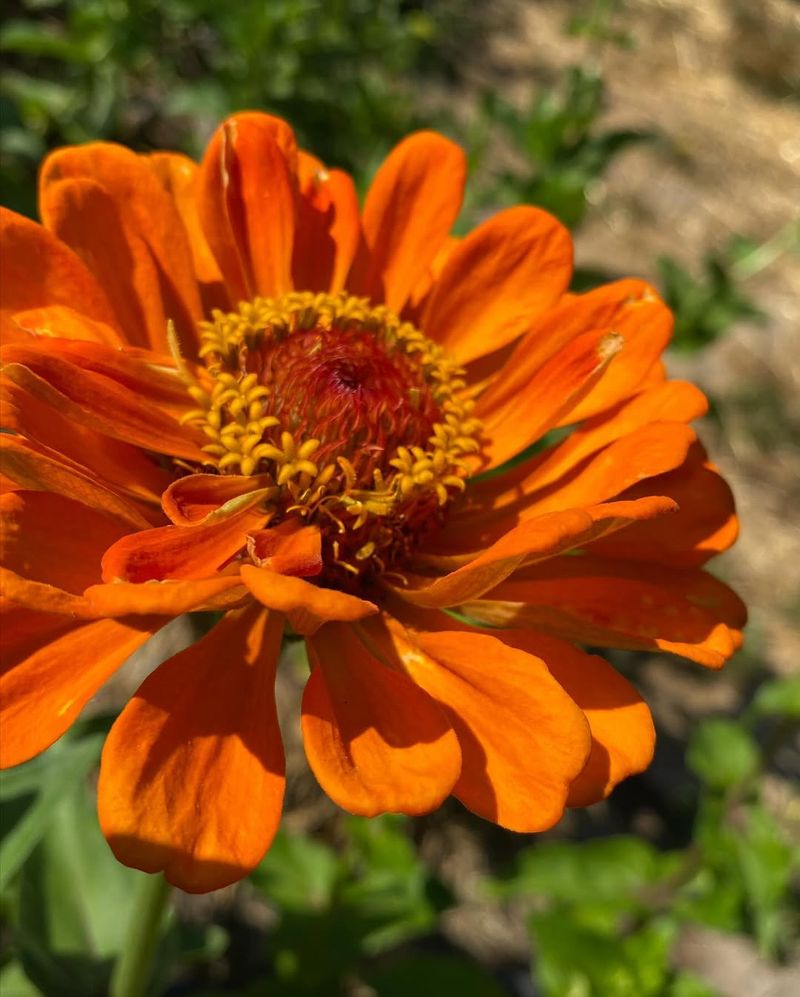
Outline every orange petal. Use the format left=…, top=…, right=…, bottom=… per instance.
left=465, top=555, right=746, bottom=668
left=0, top=206, right=119, bottom=339
left=0, top=613, right=161, bottom=767
left=494, top=629, right=655, bottom=807
left=0, top=490, right=128, bottom=592
left=101, top=499, right=270, bottom=582
left=146, top=151, right=225, bottom=289
left=240, top=565, right=377, bottom=635
left=477, top=277, right=659, bottom=409
left=1, top=350, right=205, bottom=461
left=564, top=293, right=673, bottom=424
left=436, top=422, right=695, bottom=554
left=348, top=132, right=466, bottom=311
left=521, top=380, right=708, bottom=494
left=478, top=326, right=624, bottom=470
left=1, top=375, right=170, bottom=508
left=589, top=442, right=739, bottom=567
left=246, top=522, right=322, bottom=577
left=397, top=496, right=677, bottom=608
left=39, top=177, right=169, bottom=350
left=292, top=154, right=360, bottom=293
left=84, top=576, right=247, bottom=617
left=39, top=142, right=202, bottom=353
left=98, top=606, right=285, bottom=892
left=0, top=567, right=94, bottom=617
left=4, top=336, right=197, bottom=418
left=518, top=422, right=697, bottom=517
left=422, top=206, right=572, bottom=365
left=198, top=113, right=298, bottom=301
left=374, top=619, right=590, bottom=830
left=162, top=473, right=273, bottom=525
left=0, top=434, right=154, bottom=528
left=10, top=305, right=121, bottom=346
left=302, top=622, right=461, bottom=816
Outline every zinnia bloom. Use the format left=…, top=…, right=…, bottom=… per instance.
left=0, top=113, right=744, bottom=893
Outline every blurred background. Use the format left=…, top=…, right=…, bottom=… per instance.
left=1, top=1, right=799, bottom=994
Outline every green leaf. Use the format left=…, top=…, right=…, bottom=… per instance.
left=366, top=955, right=505, bottom=997
left=733, top=804, right=795, bottom=957
left=496, top=836, right=673, bottom=908
left=530, top=910, right=676, bottom=997
left=686, top=719, right=760, bottom=791
left=669, top=971, right=720, bottom=997
left=9, top=782, right=151, bottom=997
left=251, top=829, right=339, bottom=912
left=0, top=962, right=43, bottom=997
left=750, top=675, right=800, bottom=720
left=0, top=733, right=103, bottom=889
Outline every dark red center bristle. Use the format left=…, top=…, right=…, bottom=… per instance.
left=252, top=326, right=441, bottom=480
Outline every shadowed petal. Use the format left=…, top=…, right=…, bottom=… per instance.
left=373, top=620, right=590, bottom=830
left=293, top=152, right=360, bottom=293
left=494, top=629, right=655, bottom=807
left=98, top=605, right=285, bottom=892
left=464, top=556, right=746, bottom=668
left=39, top=142, right=202, bottom=353
left=302, top=622, right=461, bottom=816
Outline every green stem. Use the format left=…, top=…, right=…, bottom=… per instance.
left=110, top=873, right=171, bottom=997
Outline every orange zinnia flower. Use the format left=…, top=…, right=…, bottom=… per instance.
left=0, top=113, right=744, bottom=893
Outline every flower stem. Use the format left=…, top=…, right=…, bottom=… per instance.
left=110, top=873, right=171, bottom=997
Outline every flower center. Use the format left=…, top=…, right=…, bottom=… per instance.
left=183, top=292, right=482, bottom=584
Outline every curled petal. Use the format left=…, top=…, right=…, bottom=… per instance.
left=240, top=566, right=377, bottom=635
left=101, top=498, right=270, bottom=582
left=293, top=153, right=360, bottom=293
left=198, top=113, right=298, bottom=301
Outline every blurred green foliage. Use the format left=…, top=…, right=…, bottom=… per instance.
left=1, top=676, right=796, bottom=994
left=469, top=66, right=654, bottom=229
left=491, top=674, right=799, bottom=997
left=659, top=224, right=799, bottom=353
left=1, top=0, right=464, bottom=215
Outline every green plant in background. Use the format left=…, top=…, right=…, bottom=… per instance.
left=487, top=673, right=799, bottom=997
left=470, top=65, right=654, bottom=230
left=1, top=676, right=796, bottom=994
left=1, top=0, right=464, bottom=216
left=658, top=223, right=799, bottom=352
